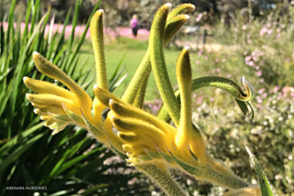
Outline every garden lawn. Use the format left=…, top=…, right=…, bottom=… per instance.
left=78, top=45, right=186, bottom=100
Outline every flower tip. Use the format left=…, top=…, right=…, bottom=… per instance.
left=165, top=3, right=172, bottom=10
left=109, top=99, right=114, bottom=105
left=94, top=84, right=98, bottom=89
left=184, top=15, right=190, bottom=19
left=52, top=130, right=59, bottom=135
left=33, top=109, right=38, bottom=114
left=98, top=9, right=104, bottom=13
left=25, top=93, right=31, bottom=100
left=240, top=76, right=246, bottom=85
left=33, top=51, right=40, bottom=57
left=184, top=46, right=190, bottom=51
left=23, top=77, right=28, bottom=82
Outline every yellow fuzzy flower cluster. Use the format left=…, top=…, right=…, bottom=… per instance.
left=24, top=3, right=261, bottom=196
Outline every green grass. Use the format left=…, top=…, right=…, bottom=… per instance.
left=79, top=42, right=185, bottom=100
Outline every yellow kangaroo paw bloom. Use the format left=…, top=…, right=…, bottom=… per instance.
left=31, top=103, right=48, bottom=109
left=175, top=47, right=193, bottom=149
left=23, top=77, right=75, bottom=100
left=111, top=115, right=169, bottom=152
left=44, top=118, right=56, bottom=127
left=40, top=115, right=51, bottom=121
left=32, top=52, right=92, bottom=120
left=26, top=93, right=80, bottom=115
left=34, top=109, right=47, bottom=116
left=90, top=10, right=109, bottom=123
left=109, top=98, right=175, bottom=135
left=149, top=3, right=181, bottom=128
left=167, top=3, right=195, bottom=21
left=122, top=4, right=194, bottom=105
left=35, top=105, right=66, bottom=115
left=122, top=144, right=147, bottom=156
left=174, top=47, right=207, bottom=166
left=90, top=10, right=108, bottom=90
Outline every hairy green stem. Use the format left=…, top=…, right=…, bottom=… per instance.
left=136, top=163, right=186, bottom=196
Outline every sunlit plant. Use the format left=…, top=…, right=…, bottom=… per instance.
left=24, top=3, right=274, bottom=196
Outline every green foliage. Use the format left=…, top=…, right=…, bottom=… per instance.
left=0, top=0, right=149, bottom=195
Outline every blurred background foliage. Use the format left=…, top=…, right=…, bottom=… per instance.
left=1, top=0, right=294, bottom=195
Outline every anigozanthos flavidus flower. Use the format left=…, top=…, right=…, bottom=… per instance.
left=23, top=2, right=262, bottom=196
left=23, top=9, right=112, bottom=145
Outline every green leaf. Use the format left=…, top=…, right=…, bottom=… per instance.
left=245, top=145, right=274, bottom=196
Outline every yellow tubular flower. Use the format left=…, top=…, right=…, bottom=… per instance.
left=24, top=52, right=108, bottom=139
left=32, top=52, right=93, bottom=121
left=94, top=86, right=200, bottom=166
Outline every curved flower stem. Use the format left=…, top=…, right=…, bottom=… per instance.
left=133, top=71, right=150, bottom=108
left=157, top=76, right=255, bottom=122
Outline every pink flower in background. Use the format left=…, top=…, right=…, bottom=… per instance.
left=215, top=58, right=219, bottom=62
left=198, top=50, right=203, bottom=57
left=210, top=98, right=214, bottom=102
left=196, top=96, right=203, bottom=105
left=193, top=94, right=197, bottom=98
left=256, top=96, right=263, bottom=103
left=196, top=60, right=199, bottom=64
left=226, top=74, right=231, bottom=78
left=196, top=13, right=203, bottom=22
left=255, top=70, right=262, bottom=76
left=267, top=29, right=273, bottom=35
left=222, top=58, right=226, bottom=62
left=258, top=88, right=266, bottom=94
left=273, top=86, right=280, bottom=93
left=260, top=78, right=264, bottom=83
left=253, top=56, right=258, bottom=62
left=247, top=34, right=251, bottom=38
left=216, top=68, right=221, bottom=72
left=277, top=28, right=281, bottom=32
left=262, top=92, right=267, bottom=98
left=255, top=66, right=260, bottom=70
left=267, top=23, right=271, bottom=27
left=244, top=51, right=248, bottom=55
left=245, top=56, right=251, bottom=62
left=260, top=27, right=267, bottom=36
left=248, top=61, right=254, bottom=66
left=205, top=56, right=208, bottom=60
left=242, top=25, right=247, bottom=30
